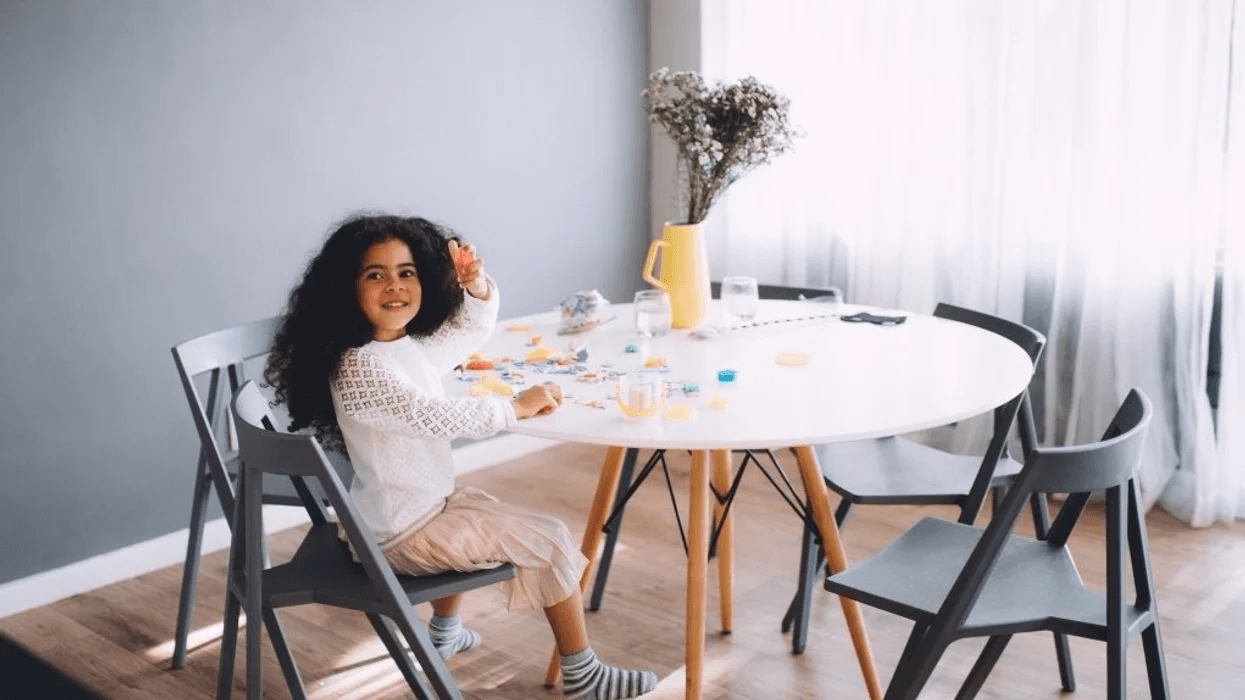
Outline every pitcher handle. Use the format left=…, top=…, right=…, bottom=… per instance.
left=642, top=239, right=668, bottom=290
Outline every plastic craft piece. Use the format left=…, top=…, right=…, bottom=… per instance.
left=473, top=374, right=514, bottom=396
left=529, top=334, right=543, bottom=346
left=624, top=344, right=639, bottom=353
left=706, top=393, right=728, bottom=411
left=775, top=351, right=812, bottom=366
left=717, top=369, right=737, bottom=382
left=682, top=381, right=699, bottom=396
left=464, top=359, right=495, bottom=370
left=643, top=355, right=668, bottom=368
left=525, top=345, right=560, bottom=363
left=663, top=402, right=696, bottom=421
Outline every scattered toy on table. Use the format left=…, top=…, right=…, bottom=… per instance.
left=624, top=344, right=639, bottom=353
left=775, top=351, right=812, bottom=366
left=464, top=358, right=495, bottom=370
left=717, top=369, right=737, bottom=382
left=681, top=381, right=700, bottom=397
left=528, top=334, right=543, bottom=346
left=643, top=355, right=668, bottom=368
left=663, top=402, right=696, bottom=421
left=525, top=345, right=560, bottom=363
left=470, top=373, right=514, bottom=396
left=505, top=321, right=535, bottom=332
left=706, top=393, right=728, bottom=410
left=577, top=399, right=606, bottom=409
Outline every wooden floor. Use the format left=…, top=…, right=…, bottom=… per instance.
left=3, top=442, right=1244, bottom=699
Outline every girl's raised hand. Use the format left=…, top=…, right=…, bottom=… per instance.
left=511, top=382, right=563, bottom=419
left=448, top=239, right=489, bottom=300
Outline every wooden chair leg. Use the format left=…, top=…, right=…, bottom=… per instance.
left=954, top=634, right=1012, bottom=700
left=173, top=464, right=214, bottom=669
left=587, top=447, right=639, bottom=611
left=711, top=449, right=734, bottom=633
left=368, top=613, right=436, bottom=700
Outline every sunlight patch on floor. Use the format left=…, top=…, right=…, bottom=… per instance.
left=144, top=616, right=242, bottom=663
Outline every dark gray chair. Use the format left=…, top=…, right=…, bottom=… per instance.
left=587, top=283, right=843, bottom=611
left=170, top=317, right=353, bottom=668
left=825, top=389, right=1168, bottom=700
left=782, top=304, right=1056, bottom=655
left=221, top=380, right=515, bottom=700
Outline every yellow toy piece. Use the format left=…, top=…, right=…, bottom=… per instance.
left=505, top=321, right=535, bottom=331
left=705, top=394, right=728, bottom=411
left=643, top=354, right=668, bottom=368
left=775, top=351, right=812, bottom=366
left=663, top=402, right=696, bottom=421
left=472, top=374, right=514, bottom=396
left=524, top=345, right=560, bottom=363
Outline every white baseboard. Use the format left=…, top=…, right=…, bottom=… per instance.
left=0, top=434, right=560, bottom=620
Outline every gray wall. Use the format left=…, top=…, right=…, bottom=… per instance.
left=0, top=1, right=650, bottom=585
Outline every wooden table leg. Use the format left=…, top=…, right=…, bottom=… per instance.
left=685, top=449, right=710, bottom=700
left=545, top=445, right=628, bottom=686
left=710, top=449, right=733, bottom=633
left=793, top=445, right=883, bottom=700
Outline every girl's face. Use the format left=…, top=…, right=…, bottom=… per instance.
left=356, top=237, right=422, bottom=341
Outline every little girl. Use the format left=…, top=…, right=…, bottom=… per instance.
left=265, top=214, right=656, bottom=700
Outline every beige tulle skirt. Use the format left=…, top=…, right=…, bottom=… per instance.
left=382, top=486, right=587, bottom=611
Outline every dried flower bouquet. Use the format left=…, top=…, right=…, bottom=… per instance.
left=643, top=67, right=799, bottom=225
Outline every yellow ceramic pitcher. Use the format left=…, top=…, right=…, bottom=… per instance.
left=642, top=222, right=711, bottom=328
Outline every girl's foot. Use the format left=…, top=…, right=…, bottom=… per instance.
left=428, top=613, right=481, bottom=660
left=560, top=647, right=657, bottom=699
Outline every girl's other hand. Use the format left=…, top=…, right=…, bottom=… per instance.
left=448, top=239, right=489, bottom=299
left=511, top=382, right=563, bottom=419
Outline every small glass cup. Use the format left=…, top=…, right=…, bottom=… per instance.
left=720, top=276, right=760, bottom=323
left=615, top=371, right=667, bottom=420
left=633, top=289, right=672, bottom=338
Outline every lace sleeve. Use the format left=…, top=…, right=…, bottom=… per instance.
left=418, top=277, right=500, bottom=373
left=333, top=349, right=507, bottom=440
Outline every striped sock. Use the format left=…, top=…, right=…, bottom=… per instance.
left=560, top=647, right=657, bottom=700
left=427, top=613, right=481, bottom=660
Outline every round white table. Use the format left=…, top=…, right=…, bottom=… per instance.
left=446, top=300, right=1035, bottom=700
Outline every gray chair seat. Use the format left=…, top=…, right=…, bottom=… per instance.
left=827, top=517, right=1115, bottom=637
left=817, top=438, right=1024, bottom=505
left=264, top=524, right=515, bottom=612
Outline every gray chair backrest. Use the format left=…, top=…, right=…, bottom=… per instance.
left=172, top=316, right=282, bottom=484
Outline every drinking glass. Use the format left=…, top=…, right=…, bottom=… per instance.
left=633, top=289, right=671, bottom=338
left=615, top=371, right=667, bottom=420
left=720, top=276, right=760, bottom=323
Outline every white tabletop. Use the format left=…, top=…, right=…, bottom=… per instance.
left=446, top=300, right=1034, bottom=451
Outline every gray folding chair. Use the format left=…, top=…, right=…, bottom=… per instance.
left=170, top=317, right=352, bottom=668
left=825, top=389, right=1168, bottom=700
left=221, top=380, right=515, bottom=700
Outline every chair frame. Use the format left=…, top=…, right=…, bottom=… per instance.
left=825, top=389, right=1168, bottom=700
left=170, top=316, right=283, bottom=668
left=221, top=381, right=515, bottom=700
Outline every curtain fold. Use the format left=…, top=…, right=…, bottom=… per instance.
left=703, top=0, right=1240, bottom=522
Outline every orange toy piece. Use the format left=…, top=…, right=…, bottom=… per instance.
left=464, top=359, right=495, bottom=370
left=505, top=321, right=535, bottom=332
left=643, top=354, right=668, bottom=368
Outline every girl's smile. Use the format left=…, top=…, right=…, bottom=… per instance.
left=357, top=237, right=423, bottom=341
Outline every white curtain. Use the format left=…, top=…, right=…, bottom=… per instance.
left=702, top=0, right=1241, bottom=522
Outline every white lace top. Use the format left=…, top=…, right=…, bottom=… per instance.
left=330, top=279, right=517, bottom=547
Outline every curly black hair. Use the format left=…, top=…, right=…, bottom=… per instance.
left=265, top=213, right=466, bottom=450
